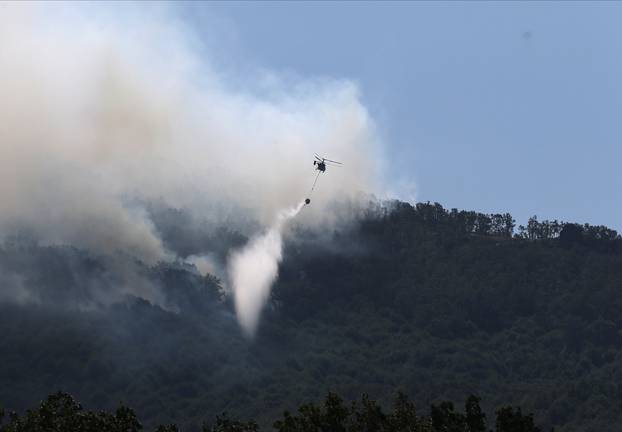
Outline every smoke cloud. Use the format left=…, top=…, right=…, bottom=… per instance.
left=0, top=4, right=383, bottom=310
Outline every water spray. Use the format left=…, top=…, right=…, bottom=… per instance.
left=228, top=200, right=306, bottom=337
left=229, top=155, right=343, bottom=337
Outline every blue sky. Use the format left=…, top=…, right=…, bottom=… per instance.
left=180, top=2, right=621, bottom=230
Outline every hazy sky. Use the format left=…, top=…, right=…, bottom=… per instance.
left=179, top=2, right=621, bottom=230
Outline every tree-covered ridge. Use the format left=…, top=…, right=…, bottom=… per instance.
left=0, top=391, right=541, bottom=432
left=368, top=200, right=620, bottom=243
left=0, top=200, right=621, bottom=431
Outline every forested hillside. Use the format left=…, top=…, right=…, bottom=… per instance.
left=0, top=200, right=621, bottom=432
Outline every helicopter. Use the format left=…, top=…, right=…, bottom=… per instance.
left=313, top=154, right=342, bottom=172
left=306, top=155, right=342, bottom=205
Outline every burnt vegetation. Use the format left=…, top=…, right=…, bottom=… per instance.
left=1, top=200, right=621, bottom=431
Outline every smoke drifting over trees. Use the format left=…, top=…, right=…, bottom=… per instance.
left=4, top=4, right=622, bottom=432
left=0, top=3, right=382, bottom=307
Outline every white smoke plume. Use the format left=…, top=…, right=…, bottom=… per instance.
left=0, top=4, right=383, bottom=307
left=229, top=201, right=305, bottom=337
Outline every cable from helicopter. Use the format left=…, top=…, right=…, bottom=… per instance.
left=305, top=154, right=342, bottom=205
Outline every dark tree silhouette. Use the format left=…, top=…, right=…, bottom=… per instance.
left=495, top=407, right=541, bottom=432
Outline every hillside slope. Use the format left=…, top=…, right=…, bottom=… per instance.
left=0, top=201, right=620, bottom=431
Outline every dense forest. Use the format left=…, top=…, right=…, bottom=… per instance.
left=0, top=200, right=621, bottom=431
left=0, top=390, right=542, bottom=432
